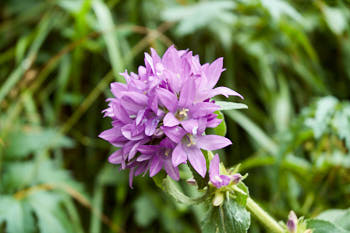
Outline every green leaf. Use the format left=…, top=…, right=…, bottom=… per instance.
left=215, top=101, right=248, bottom=111
left=134, top=194, right=158, bottom=227
left=306, top=219, right=349, bottom=233
left=5, top=128, right=74, bottom=158
left=162, top=177, right=208, bottom=205
left=316, top=209, right=350, bottom=231
left=207, top=110, right=227, bottom=136
left=323, top=6, right=347, bottom=35
left=235, top=182, right=249, bottom=206
left=27, top=191, right=75, bottom=233
left=162, top=1, right=235, bottom=36
left=201, top=198, right=250, bottom=233
left=0, top=196, right=34, bottom=233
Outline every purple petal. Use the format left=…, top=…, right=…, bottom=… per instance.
left=172, top=143, right=187, bottom=166
left=149, top=156, right=164, bottom=177
left=162, top=45, right=182, bottom=73
left=208, top=87, right=243, bottom=99
left=145, top=118, right=159, bottom=136
left=121, top=124, right=145, bottom=141
left=179, top=77, right=196, bottom=108
left=135, top=163, right=148, bottom=176
left=99, top=127, right=122, bottom=142
left=149, top=94, right=159, bottom=114
left=159, top=137, right=176, bottom=149
left=137, top=154, right=152, bottom=162
left=163, top=112, right=180, bottom=127
left=156, top=88, right=178, bottom=112
left=181, top=119, right=198, bottom=135
left=151, top=48, right=162, bottom=64
left=144, top=52, right=155, bottom=73
left=108, top=150, right=123, bottom=164
left=112, top=103, right=131, bottom=123
left=162, top=126, right=186, bottom=143
left=184, top=146, right=206, bottom=177
left=110, top=82, right=127, bottom=98
left=196, top=135, right=232, bottom=151
left=137, top=144, right=160, bottom=154
left=190, top=102, right=221, bottom=118
left=205, top=57, right=224, bottom=89
left=136, top=109, right=146, bottom=125
left=209, top=154, right=220, bottom=179
left=120, top=91, right=148, bottom=105
left=164, top=159, right=180, bottom=180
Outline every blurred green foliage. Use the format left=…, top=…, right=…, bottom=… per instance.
left=1, top=0, right=350, bottom=232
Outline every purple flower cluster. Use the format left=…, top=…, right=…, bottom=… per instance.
left=99, top=46, right=242, bottom=187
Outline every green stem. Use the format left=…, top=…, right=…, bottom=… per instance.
left=246, top=197, right=285, bottom=233
left=232, top=186, right=284, bottom=233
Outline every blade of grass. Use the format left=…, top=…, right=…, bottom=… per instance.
left=92, top=0, right=124, bottom=80
left=225, top=110, right=278, bottom=154
left=0, top=12, right=55, bottom=103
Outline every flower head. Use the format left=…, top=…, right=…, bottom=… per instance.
left=99, top=46, right=242, bottom=187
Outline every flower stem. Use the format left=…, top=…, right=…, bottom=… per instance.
left=246, top=197, right=285, bottom=233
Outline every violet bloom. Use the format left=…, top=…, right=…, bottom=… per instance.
left=99, top=45, right=243, bottom=187
left=209, top=154, right=242, bottom=188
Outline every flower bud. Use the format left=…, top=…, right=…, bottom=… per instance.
left=287, top=211, right=298, bottom=233
left=212, top=192, right=224, bottom=206
left=231, top=173, right=242, bottom=184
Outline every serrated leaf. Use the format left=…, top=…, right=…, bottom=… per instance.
left=307, top=219, right=349, bottom=233
left=215, top=101, right=248, bottom=111
left=0, top=196, right=34, bottom=233
left=201, top=198, right=250, bottom=233
left=27, top=191, right=75, bottom=233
